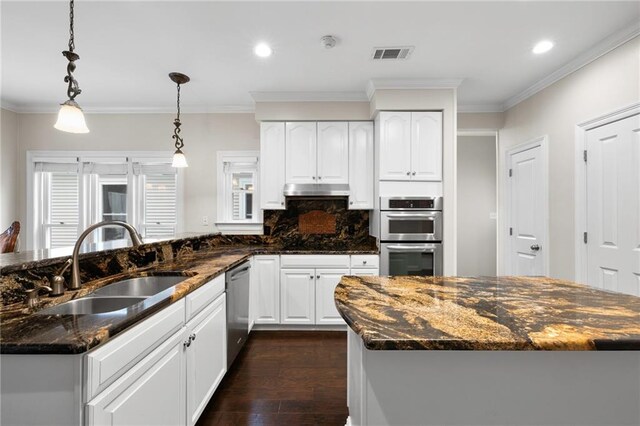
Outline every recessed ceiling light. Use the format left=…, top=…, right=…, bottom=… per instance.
left=254, top=43, right=272, bottom=58
left=533, top=40, right=554, bottom=54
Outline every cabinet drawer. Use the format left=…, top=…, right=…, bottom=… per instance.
left=280, top=255, right=350, bottom=269
left=350, top=255, right=379, bottom=269
left=85, top=299, right=186, bottom=401
left=185, top=274, right=225, bottom=321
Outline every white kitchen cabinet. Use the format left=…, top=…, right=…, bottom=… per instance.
left=350, top=268, right=379, bottom=276
left=254, top=255, right=280, bottom=324
left=285, top=122, right=317, bottom=184
left=86, top=328, right=187, bottom=426
left=260, top=122, right=286, bottom=209
left=315, top=268, right=349, bottom=325
left=378, top=111, right=442, bottom=182
left=186, top=293, right=226, bottom=426
left=317, top=122, right=349, bottom=184
left=280, top=268, right=315, bottom=324
left=411, top=111, right=442, bottom=181
left=379, top=112, right=411, bottom=180
left=348, top=122, right=374, bottom=209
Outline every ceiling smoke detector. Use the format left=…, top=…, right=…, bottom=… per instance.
left=320, top=35, right=337, bottom=49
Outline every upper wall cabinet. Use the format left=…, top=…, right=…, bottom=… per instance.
left=260, top=122, right=286, bottom=209
left=317, top=122, right=349, bottom=184
left=285, top=122, right=317, bottom=184
left=378, top=111, right=442, bottom=181
left=348, top=122, right=374, bottom=209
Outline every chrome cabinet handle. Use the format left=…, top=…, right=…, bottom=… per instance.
left=318, top=176, right=322, bottom=180
left=312, top=176, right=316, bottom=180
left=190, top=333, right=196, bottom=341
left=363, top=260, right=367, bottom=265
left=349, top=201, right=354, bottom=205
left=406, top=172, right=410, bottom=176
left=184, top=339, right=191, bottom=348
left=310, top=275, right=314, bottom=279
left=280, top=201, right=284, bottom=206
left=412, top=172, right=416, bottom=176
left=530, top=244, right=541, bottom=251
left=316, top=275, right=320, bottom=279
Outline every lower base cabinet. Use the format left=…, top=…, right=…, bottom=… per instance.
left=86, top=329, right=187, bottom=426
left=86, top=287, right=227, bottom=426
left=280, top=268, right=316, bottom=324
left=316, top=269, right=350, bottom=325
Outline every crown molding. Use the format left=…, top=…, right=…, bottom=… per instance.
left=0, top=104, right=255, bottom=114
left=250, top=91, right=368, bottom=102
left=366, top=78, right=464, bottom=100
left=0, top=101, right=20, bottom=113
left=457, top=104, right=505, bottom=113
left=503, top=21, right=640, bottom=111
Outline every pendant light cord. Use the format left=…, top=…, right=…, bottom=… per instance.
left=173, top=83, right=184, bottom=151
left=62, top=0, right=82, bottom=102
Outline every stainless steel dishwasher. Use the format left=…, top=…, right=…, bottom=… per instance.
left=225, top=261, right=251, bottom=368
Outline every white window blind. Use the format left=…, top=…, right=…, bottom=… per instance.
left=135, top=163, right=177, bottom=238
left=41, top=168, right=80, bottom=248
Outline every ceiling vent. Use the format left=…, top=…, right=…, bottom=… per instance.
left=371, top=46, right=414, bottom=60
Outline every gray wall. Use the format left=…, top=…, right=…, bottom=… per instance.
left=0, top=108, right=18, bottom=230
left=457, top=135, right=497, bottom=276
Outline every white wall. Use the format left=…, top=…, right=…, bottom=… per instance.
left=12, top=112, right=259, bottom=239
left=457, top=135, right=496, bottom=276
left=499, top=36, right=640, bottom=280
left=458, top=112, right=504, bottom=131
left=0, top=108, right=18, bottom=230
left=254, top=101, right=371, bottom=121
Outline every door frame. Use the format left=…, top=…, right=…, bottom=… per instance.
left=574, top=102, right=640, bottom=284
left=502, top=135, right=549, bottom=276
left=457, top=130, right=499, bottom=276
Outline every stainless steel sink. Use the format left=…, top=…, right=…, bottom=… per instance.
left=90, top=275, right=188, bottom=297
left=36, top=297, right=146, bottom=315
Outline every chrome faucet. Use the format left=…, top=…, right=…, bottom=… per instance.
left=67, top=221, right=143, bottom=290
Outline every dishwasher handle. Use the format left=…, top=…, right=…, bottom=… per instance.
left=229, top=265, right=251, bottom=281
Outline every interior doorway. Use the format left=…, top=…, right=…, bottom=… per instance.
left=456, top=132, right=498, bottom=276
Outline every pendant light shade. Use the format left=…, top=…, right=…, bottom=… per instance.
left=55, top=0, right=89, bottom=134
left=171, top=149, right=188, bottom=168
left=169, top=72, right=190, bottom=168
left=54, top=100, right=89, bottom=133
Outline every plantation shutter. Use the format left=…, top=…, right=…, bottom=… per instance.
left=133, top=163, right=177, bottom=238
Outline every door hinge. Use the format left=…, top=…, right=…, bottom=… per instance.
left=509, top=227, right=513, bottom=236
left=583, top=150, right=587, bottom=163
left=583, top=232, right=588, bottom=244
left=509, top=169, right=512, bottom=177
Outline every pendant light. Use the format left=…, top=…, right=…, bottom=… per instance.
left=169, top=72, right=190, bottom=168
left=54, top=0, right=89, bottom=134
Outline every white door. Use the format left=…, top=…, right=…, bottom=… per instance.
left=260, top=122, right=285, bottom=209
left=379, top=112, right=411, bottom=180
left=586, top=114, right=640, bottom=295
left=317, top=122, right=349, bottom=184
left=508, top=143, right=546, bottom=275
left=186, top=294, right=226, bottom=426
left=86, top=329, right=186, bottom=426
left=411, top=112, right=442, bottom=181
left=285, top=122, right=317, bottom=184
left=348, top=122, right=374, bottom=209
left=254, top=255, right=280, bottom=324
left=280, top=268, right=315, bottom=324
left=315, top=268, right=349, bottom=325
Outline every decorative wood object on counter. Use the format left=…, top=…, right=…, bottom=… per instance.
left=335, top=275, right=640, bottom=350
left=298, top=210, right=337, bottom=234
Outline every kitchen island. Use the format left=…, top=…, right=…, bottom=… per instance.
left=335, top=276, right=640, bottom=426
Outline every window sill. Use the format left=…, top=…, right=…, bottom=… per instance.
left=215, top=222, right=263, bottom=235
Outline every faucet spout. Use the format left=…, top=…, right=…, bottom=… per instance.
left=68, top=221, right=143, bottom=290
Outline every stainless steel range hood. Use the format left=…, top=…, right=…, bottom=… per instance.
left=283, top=183, right=350, bottom=197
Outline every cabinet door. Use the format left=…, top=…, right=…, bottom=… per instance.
left=260, top=122, right=286, bottom=209
left=317, top=122, right=349, bottom=184
left=254, top=255, right=280, bottom=324
left=315, top=269, right=349, bottom=325
left=186, top=294, right=226, bottom=426
left=350, top=268, right=380, bottom=277
left=285, top=122, right=317, bottom=184
left=348, top=122, right=374, bottom=209
left=86, top=329, right=186, bottom=426
left=411, top=112, right=442, bottom=181
left=280, top=268, right=315, bottom=325
left=379, top=112, right=411, bottom=180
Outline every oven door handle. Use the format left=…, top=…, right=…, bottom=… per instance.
left=386, top=244, right=437, bottom=252
left=385, top=213, right=438, bottom=219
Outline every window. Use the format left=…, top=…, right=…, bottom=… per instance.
left=216, top=151, right=262, bottom=234
left=29, top=152, right=181, bottom=250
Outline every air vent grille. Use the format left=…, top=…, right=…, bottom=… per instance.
left=371, top=46, right=414, bottom=60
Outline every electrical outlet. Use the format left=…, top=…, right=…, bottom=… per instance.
left=202, top=216, right=209, bottom=226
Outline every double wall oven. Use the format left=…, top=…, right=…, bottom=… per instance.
left=380, top=197, right=443, bottom=276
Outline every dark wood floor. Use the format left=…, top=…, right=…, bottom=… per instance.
left=196, top=331, right=349, bottom=426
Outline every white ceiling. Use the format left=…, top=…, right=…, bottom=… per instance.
left=2, top=1, right=639, bottom=113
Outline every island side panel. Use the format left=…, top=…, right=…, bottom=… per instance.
left=347, top=330, right=640, bottom=426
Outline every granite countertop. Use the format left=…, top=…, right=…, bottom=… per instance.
left=335, top=275, right=640, bottom=351
left=0, top=244, right=378, bottom=354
